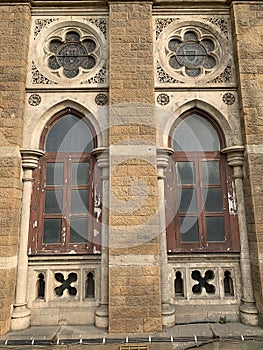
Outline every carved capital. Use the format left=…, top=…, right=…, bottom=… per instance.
left=221, top=145, right=245, bottom=167
left=92, top=147, right=109, bottom=169
left=20, top=149, right=44, bottom=169
left=157, top=148, right=173, bottom=169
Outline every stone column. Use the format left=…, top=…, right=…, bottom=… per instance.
left=157, top=148, right=175, bottom=327
left=11, top=149, right=44, bottom=331
left=108, top=1, right=162, bottom=333
left=92, top=148, right=109, bottom=329
left=222, top=145, right=258, bottom=326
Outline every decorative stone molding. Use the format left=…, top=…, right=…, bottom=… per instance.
left=156, top=17, right=233, bottom=85
left=28, top=94, right=41, bottom=106
left=157, top=148, right=173, bottom=169
left=92, top=147, right=109, bottom=169
left=222, top=92, right=236, bottom=105
left=221, top=145, right=244, bottom=168
left=34, top=18, right=57, bottom=39
left=157, top=93, right=170, bottom=106
left=95, top=93, right=108, bottom=106
left=30, top=18, right=108, bottom=86
left=20, top=149, right=45, bottom=169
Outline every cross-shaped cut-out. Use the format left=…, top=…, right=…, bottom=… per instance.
left=54, top=272, right=77, bottom=296
left=191, top=270, right=215, bottom=294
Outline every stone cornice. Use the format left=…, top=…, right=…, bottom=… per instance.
left=0, top=0, right=108, bottom=7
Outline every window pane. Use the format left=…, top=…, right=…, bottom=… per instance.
left=71, top=190, right=88, bottom=214
left=43, top=218, right=61, bottom=244
left=46, top=163, right=64, bottom=185
left=180, top=216, right=199, bottom=242
left=202, top=161, right=220, bottom=184
left=206, top=217, right=225, bottom=241
left=72, top=163, right=89, bottom=186
left=44, top=190, right=62, bottom=213
left=172, top=114, right=220, bottom=151
left=46, top=114, right=94, bottom=152
left=70, top=218, right=88, bottom=243
left=204, top=188, right=222, bottom=212
left=179, top=188, right=197, bottom=213
left=177, top=162, right=195, bottom=184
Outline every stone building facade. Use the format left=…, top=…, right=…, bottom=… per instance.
left=0, top=0, right=262, bottom=336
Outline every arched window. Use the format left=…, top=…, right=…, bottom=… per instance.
left=29, top=109, right=99, bottom=254
left=165, top=110, right=239, bottom=252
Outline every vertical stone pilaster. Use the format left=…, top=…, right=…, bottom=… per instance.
left=11, top=150, right=44, bottom=331
left=157, top=148, right=175, bottom=327
left=108, top=1, right=162, bottom=333
left=0, top=2, right=31, bottom=335
left=222, top=146, right=258, bottom=326
left=231, top=1, right=263, bottom=324
left=92, top=148, right=110, bottom=329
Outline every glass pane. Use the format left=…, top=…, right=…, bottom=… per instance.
left=172, top=114, right=220, bottom=151
left=46, top=114, right=94, bottom=152
left=72, top=163, right=89, bottom=186
left=44, top=190, right=62, bottom=213
left=179, top=188, right=197, bottom=213
left=43, top=218, right=61, bottom=244
left=46, top=163, right=64, bottom=185
left=180, top=216, right=199, bottom=242
left=70, top=218, right=88, bottom=243
left=177, top=162, right=195, bottom=184
left=71, top=190, right=88, bottom=214
left=202, top=161, right=220, bottom=184
left=206, top=217, right=225, bottom=241
left=204, top=188, right=222, bottom=212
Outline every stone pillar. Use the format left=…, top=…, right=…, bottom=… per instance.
left=11, top=150, right=44, bottom=331
left=222, top=146, right=258, bottom=326
left=108, top=1, right=162, bottom=333
left=157, top=148, right=175, bottom=327
left=92, top=148, right=109, bottom=329
left=0, top=2, right=31, bottom=335
left=231, top=1, right=263, bottom=323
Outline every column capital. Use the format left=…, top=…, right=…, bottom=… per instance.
left=221, top=145, right=245, bottom=167
left=20, top=149, right=44, bottom=169
left=157, top=148, right=173, bottom=169
left=92, top=147, right=109, bottom=169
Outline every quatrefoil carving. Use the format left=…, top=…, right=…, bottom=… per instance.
left=191, top=269, right=215, bottom=294
left=54, top=272, right=77, bottom=296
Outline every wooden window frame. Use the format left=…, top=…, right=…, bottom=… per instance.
left=29, top=109, right=101, bottom=255
left=166, top=109, right=240, bottom=253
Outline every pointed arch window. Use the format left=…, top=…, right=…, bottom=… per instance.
left=29, top=109, right=100, bottom=254
left=165, top=110, right=239, bottom=252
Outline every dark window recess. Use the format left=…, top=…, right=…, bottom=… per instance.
left=191, top=269, right=215, bottom=294
left=54, top=272, right=77, bottom=297
left=224, top=270, right=234, bottom=296
left=165, top=110, right=240, bottom=253
left=37, top=273, right=45, bottom=299
left=174, top=271, right=184, bottom=297
left=85, top=272, right=95, bottom=298
left=29, top=109, right=101, bottom=255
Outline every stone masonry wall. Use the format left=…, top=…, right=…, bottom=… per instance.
left=231, top=1, right=263, bottom=324
left=108, top=1, right=162, bottom=333
left=0, top=3, right=31, bottom=334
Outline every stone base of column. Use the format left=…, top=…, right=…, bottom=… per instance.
left=10, top=303, right=31, bottom=331
left=162, top=303, right=175, bottom=327
left=95, top=304, right=108, bottom=329
left=239, top=300, right=258, bottom=326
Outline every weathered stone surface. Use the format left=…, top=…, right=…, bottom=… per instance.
left=0, top=3, right=30, bottom=335
left=232, top=1, right=263, bottom=324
